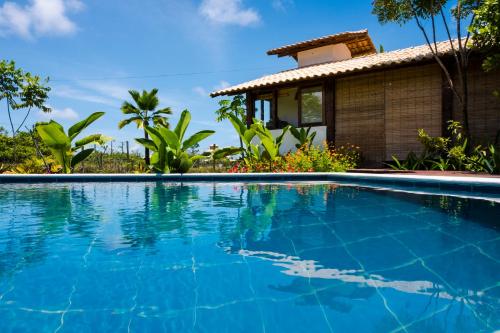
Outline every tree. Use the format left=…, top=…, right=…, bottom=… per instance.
left=136, top=110, right=215, bottom=173
left=372, top=0, right=483, bottom=138
left=470, top=0, right=500, bottom=73
left=36, top=112, right=108, bottom=173
left=118, top=89, right=172, bottom=165
left=0, top=60, right=51, bottom=137
left=215, top=95, right=247, bottom=156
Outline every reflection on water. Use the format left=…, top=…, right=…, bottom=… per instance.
left=0, top=182, right=498, bottom=332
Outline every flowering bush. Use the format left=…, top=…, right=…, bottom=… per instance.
left=228, top=142, right=360, bottom=173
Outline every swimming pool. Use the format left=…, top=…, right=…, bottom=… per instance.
left=0, top=181, right=498, bottom=332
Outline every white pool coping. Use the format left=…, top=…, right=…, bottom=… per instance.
left=0, top=171, right=499, bottom=183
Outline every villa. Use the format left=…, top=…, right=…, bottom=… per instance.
left=211, top=30, right=500, bottom=165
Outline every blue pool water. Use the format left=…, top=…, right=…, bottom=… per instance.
left=0, top=181, right=498, bottom=332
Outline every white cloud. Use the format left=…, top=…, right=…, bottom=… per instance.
left=77, top=81, right=130, bottom=101
left=52, top=81, right=182, bottom=112
left=199, top=0, right=260, bottom=26
left=0, top=0, right=83, bottom=39
left=193, top=81, right=230, bottom=97
left=193, top=86, right=208, bottom=97
left=51, top=85, right=117, bottom=107
left=272, top=0, right=293, bottom=11
left=214, top=80, right=230, bottom=90
left=38, top=107, right=79, bottom=121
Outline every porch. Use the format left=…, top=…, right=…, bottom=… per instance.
left=245, top=79, right=335, bottom=155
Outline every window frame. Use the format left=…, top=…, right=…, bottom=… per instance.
left=298, top=84, right=325, bottom=127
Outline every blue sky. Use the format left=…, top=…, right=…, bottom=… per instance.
left=0, top=0, right=447, bottom=153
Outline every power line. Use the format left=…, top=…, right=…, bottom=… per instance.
left=49, top=66, right=282, bottom=82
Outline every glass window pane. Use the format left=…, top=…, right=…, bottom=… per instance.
left=301, top=87, right=323, bottom=124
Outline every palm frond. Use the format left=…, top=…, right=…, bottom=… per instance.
left=118, top=116, right=143, bottom=129
left=128, top=90, right=141, bottom=104
left=120, top=101, right=141, bottom=115
left=154, top=107, right=172, bottom=115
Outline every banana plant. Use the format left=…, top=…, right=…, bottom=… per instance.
left=252, top=120, right=290, bottom=165
left=227, top=113, right=258, bottom=161
left=203, top=146, right=242, bottom=171
left=35, top=112, right=108, bottom=173
left=136, top=110, right=215, bottom=173
left=228, top=114, right=290, bottom=170
left=290, top=126, right=317, bottom=149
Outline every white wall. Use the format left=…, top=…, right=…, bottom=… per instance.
left=277, top=88, right=298, bottom=126
left=297, top=43, right=352, bottom=67
left=252, top=126, right=327, bottom=155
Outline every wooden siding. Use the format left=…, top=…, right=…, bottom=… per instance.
left=335, top=72, right=386, bottom=163
left=384, top=65, right=442, bottom=160
left=452, top=63, right=500, bottom=144
left=336, top=64, right=442, bottom=163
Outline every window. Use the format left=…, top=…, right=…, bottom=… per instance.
left=300, top=86, right=323, bottom=125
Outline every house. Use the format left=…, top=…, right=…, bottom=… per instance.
left=210, top=30, right=500, bottom=165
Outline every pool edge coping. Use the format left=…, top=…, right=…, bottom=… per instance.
left=0, top=172, right=499, bottom=186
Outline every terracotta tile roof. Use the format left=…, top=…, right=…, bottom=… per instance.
left=211, top=40, right=456, bottom=97
left=267, top=30, right=376, bottom=58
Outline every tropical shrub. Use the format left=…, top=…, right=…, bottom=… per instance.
left=215, top=95, right=247, bottom=157
left=136, top=110, right=214, bottom=173
left=4, top=156, right=61, bottom=174
left=228, top=114, right=291, bottom=171
left=280, top=143, right=360, bottom=172
left=0, top=127, right=51, bottom=164
left=252, top=121, right=290, bottom=171
left=388, top=121, right=500, bottom=174
left=289, top=126, right=316, bottom=149
left=35, top=112, right=108, bottom=173
left=202, top=147, right=241, bottom=172
left=228, top=143, right=360, bottom=173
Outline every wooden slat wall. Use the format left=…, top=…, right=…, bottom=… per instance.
left=335, top=72, right=386, bottom=163
left=452, top=63, right=500, bottom=145
left=385, top=64, right=442, bottom=160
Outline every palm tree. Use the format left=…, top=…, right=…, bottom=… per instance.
left=119, top=89, right=172, bottom=165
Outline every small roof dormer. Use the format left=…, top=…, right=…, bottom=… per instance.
left=267, top=30, right=376, bottom=67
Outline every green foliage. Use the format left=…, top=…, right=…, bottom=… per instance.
left=216, top=95, right=247, bottom=156
left=388, top=151, right=432, bottom=170
left=470, top=0, right=500, bottom=73
left=215, top=95, right=246, bottom=123
left=227, top=113, right=259, bottom=161
left=0, top=60, right=51, bottom=136
left=35, top=112, right=108, bottom=173
left=388, top=121, right=500, bottom=174
left=203, top=147, right=241, bottom=172
left=0, top=128, right=50, bottom=164
left=372, top=0, right=477, bottom=25
left=136, top=110, right=215, bottom=173
left=229, top=143, right=360, bottom=173
left=119, top=89, right=172, bottom=165
left=289, top=126, right=317, bottom=149
left=5, top=156, right=61, bottom=174
left=253, top=120, right=290, bottom=169
left=228, top=114, right=291, bottom=171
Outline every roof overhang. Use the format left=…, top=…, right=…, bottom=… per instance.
left=266, top=30, right=376, bottom=59
left=210, top=39, right=459, bottom=97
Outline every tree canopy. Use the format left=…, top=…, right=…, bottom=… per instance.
left=0, top=60, right=51, bottom=137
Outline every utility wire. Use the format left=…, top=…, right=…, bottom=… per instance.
left=49, top=66, right=282, bottom=82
